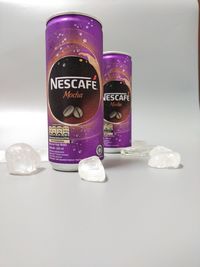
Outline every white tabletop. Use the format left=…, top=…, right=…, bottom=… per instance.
left=0, top=149, right=200, bottom=267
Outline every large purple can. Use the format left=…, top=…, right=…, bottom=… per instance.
left=46, top=13, right=104, bottom=171
left=103, top=52, right=132, bottom=153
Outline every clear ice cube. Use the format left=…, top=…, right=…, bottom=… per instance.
left=78, top=156, right=106, bottom=182
left=5, top=143, right=41, bottom=175
left=148, top=146, right=181, bottom=169
left=121, top=140, right=154, bottom=157
left=149, top=146, right=172, bottom=157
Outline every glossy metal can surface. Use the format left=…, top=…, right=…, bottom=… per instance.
left=103, top=52, right=132, bottom=152
left=46, top=13, right=103, bottom=171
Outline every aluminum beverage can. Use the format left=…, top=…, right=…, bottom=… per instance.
left=103, top=51, right=132, bottom=153
left=46, top=13, right=104, bottom=171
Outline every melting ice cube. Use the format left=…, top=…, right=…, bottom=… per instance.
left=78, top=156, right=106, bottom=182
left=148, top=146, right=181, bottom=169
left=121, top=140, right=154, bottom=157
left=5, top=143, right=41, bottom=175
left=149, top=146, right=172, bottom=157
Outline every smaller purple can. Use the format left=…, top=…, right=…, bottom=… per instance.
left=103, top=51, right=132, bottom=153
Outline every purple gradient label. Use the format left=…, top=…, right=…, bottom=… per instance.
left=103, top=53, right=132, bottom=148
left=46, top=14, right=103, bottom=164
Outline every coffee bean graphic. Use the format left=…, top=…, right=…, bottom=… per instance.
left=63, top=105, right=74, bottom=117
left=73, top=107, right=83, bottom=118
left=116, top=112, right=122, bottom=120
left=109, top=111, right=117, bottom=119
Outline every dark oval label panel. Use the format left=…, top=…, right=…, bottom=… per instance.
left=104, top=80, right=131, bottom=123
left=49, top=56, right=100, bottom=124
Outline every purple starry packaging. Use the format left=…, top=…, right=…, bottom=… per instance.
left=46, top=13, right=104, bottom=171
left=103, top=52, right=132, bottom=153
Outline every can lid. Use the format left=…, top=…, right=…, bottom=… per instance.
left=46, top=12, right=102, bottom=27
left=103, top=51, right=132, bottom=58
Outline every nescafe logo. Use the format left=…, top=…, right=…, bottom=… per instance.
left=49, top=56, right=100, bottom=124
left=104, top=80, right=130, bottom=123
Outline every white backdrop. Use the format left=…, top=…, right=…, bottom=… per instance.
left=0, top=0, right=199, bottom=151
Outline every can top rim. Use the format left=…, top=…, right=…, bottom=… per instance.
left=46, top=12, right=102, bottom=27
left=103, top=51, right=132, bottom=58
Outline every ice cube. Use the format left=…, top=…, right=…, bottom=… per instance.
left=148, top=146, right=181, bottom=169
left=121, top=140, right=154, bottom=157
left=5, top=143, right=41, bottom=175
left=149, top=146, right=172, bottom=157
left=78, top=156, right=106, bottom=182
